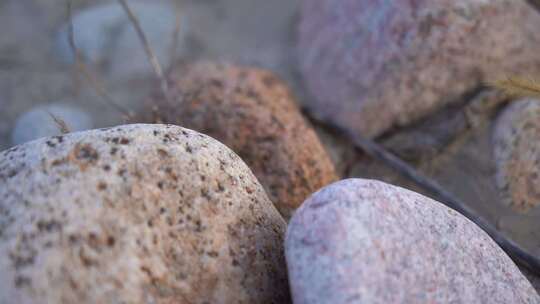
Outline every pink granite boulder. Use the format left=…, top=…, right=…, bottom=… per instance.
left=0, top=124, right=289, bottom=303
left=299, top=0, right=540, bottom=137
left=286, top=179, right=539, bottom=303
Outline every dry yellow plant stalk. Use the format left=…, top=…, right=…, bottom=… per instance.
left=492, top=76, right=540, bottom=99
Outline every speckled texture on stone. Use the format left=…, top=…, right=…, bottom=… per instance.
left=299, top=0, right=540, bottom=138
left=286, top=179, right=539, bottom=304
left=492, top=99, right=540, bottom=213
left=143, top=61, right=338, bottom=219
left=0, top=124, right=289, bottom=304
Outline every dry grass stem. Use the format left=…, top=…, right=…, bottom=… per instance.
left=47, top=111, right=71, bottom=134
left=66, top=0, right=133, bottom=119
left=168, top=8, right=183, bottom=67
left=117, top=0, right=173, bottom=105
left=491, top=76, right=540, bottom=99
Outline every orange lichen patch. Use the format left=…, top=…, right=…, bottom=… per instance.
left=68, top=142, right=99, bottom=171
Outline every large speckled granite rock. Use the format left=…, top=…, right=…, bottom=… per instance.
left=299, top=0, right=540, bottom=137
left=143, top=61, right=338, bottom=219
left=0, top=124, right=289, bottom=303
left=286, top=179, right=539, bottom=304
left=492, top=99, right=540, bottom=213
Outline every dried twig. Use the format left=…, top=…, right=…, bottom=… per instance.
left=117, top=0, right=173, bottom=104
left=168, top=8, right=183, bottom=67
left=338, top=126, right=540, bottom=275
left=47, top=112, right=70, bottom=134
left=66, top=0, right=133, bottom=119
left=491, top=76, right=540, bottom=99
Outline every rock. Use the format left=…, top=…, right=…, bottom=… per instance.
left=286, top=179, right=539, bottom=303
left=381, top=90, right=506, bottom=163
left=11, top=103, right=93, bottom=146
left=299, top=0, right=540, bottom=138
left=55, top=1, right=186, bottom=78
left=492, top=99, right=540, bottom=212
left=142, top=61, right=338, bottom=219
left=176, top=0, right=304, bottom=103
left=520, top=266, right=540, bottom=296
left=0, top=124, right=289, bottom=303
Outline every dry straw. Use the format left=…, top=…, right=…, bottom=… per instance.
left=117, top=0, right=173, bottom=105
left=66, top=0, right=134, bottom=119
left=47, top=111, right=71, bottom=134
left=491, top=76, right=540, bottom=99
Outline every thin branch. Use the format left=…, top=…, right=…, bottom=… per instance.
left=66, top=0, right=77, bottom=59
left=334, top=125, right=540, bottom=275
left=66, top=0, right=133, bottom=119
left=47, top=112, right=71, bottom=134
left=168, top=8, right=183, bottom=67
left=490, top=76, right=540, bottom=99
left=117, top=0, right=173, bottom=105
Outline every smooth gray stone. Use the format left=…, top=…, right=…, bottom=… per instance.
left=286, top=179, right=539, bottom=304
